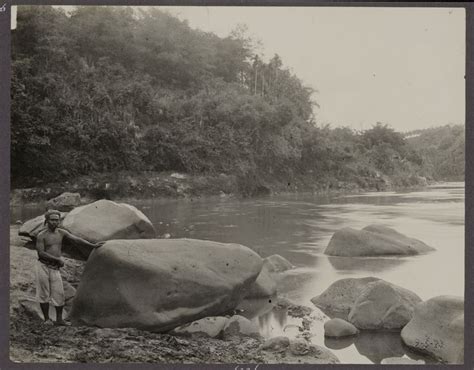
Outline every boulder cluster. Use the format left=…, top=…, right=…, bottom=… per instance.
left=312, top=278, right=463, bottom=363
left=313, top=224, right=463, bottom=364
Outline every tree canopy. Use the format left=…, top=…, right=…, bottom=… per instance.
left=11, top=6, right=464, bottom=193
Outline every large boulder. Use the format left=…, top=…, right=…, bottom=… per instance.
left=348, top=280, right=422, bottom=330
left=46, top=192, right=81, bottom=211
left=324, top=224, right=435, bottom=256
left=61, top=200, right=156, bottom=259
left=401, top=296, right=464, bottom=363
left=324, top=318, right=359, bottom=338
left=171, top=316, right=228, bottom=338
left=69, top=239, right=263, bottom=332
left=311, top=277, right=380, bottom=318
left=312, top=277, right=421, bottom=330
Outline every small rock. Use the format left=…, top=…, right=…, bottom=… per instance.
left=324, top=318, right=359, bottom=338
left=289, top=339, right=310, bottom=356
left=263, top=255, right=294, bottom=273
left=244, top=267, right=277, bottom=298
left=172, top=317, right=228, bottom=338
left=276, top=298, right=313, bottom=318
left=260, top=336, right=290, bottom=352
left=222, top=315, right=261, bottom=340
left=381, top=357, right=425, bottom=364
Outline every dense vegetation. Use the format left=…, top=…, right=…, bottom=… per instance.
left=405, top=125, right=465, bottom=181
left=11, top=6, right=464, bottom=196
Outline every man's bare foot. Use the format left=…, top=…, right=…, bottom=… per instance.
left=55, top=319, right=71, bottom=326
left=43, top=319, right=54, bottom=326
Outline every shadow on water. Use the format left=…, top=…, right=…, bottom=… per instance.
left=325, top=331, right=438, bottom=364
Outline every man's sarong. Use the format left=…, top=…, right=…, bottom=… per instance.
left=36, top=260, right=65, bottom=307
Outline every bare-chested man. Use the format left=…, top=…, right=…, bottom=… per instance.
left=36, top=209, right=104, bottom=325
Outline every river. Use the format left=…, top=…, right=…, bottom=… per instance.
left=11, top=182, right=464, bottom=364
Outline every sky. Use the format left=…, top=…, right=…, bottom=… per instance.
left=12, top=6, right=466, bottom=132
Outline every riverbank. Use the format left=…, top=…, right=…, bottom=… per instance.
left=10, top=170, right=431, bottom=205
left=9, top=225, right=338, bottom=364
left=8, top=225, right=262, bottom=363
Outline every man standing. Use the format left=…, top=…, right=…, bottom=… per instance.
left=35, top=209, right=104, bottom=325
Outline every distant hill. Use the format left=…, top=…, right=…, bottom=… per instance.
left=405, top=125, right=464, bottom=181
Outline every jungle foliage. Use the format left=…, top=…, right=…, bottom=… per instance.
left=11, top=6, right=464, bottom=193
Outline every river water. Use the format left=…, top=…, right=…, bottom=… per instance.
left=11, top=182, right=464, bottom=364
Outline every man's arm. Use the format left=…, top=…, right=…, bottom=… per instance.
left=59, top=229, right=105, bottom=249
left=36, top=234, right=63, bottom=264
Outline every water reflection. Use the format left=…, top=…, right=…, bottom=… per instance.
left=327, top=256, right=408, bottom=273
left=325, top=331, right=435, bottom=364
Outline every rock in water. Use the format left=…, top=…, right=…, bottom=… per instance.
left=311, top=277, right=380, bottom=317
left=324, top=224, right=435, bottom=256
left=61, top=200, right=156, bottom=259
left=244, top=267, right=277, bottom=298
left=244, top=254, right=293, bottom=299
left=263, top=254, right=294, bottom=273
left=348, top=280, right=422, bottom=330
left=46, top=192, right=81, bottom=211
left=324, top=318, right=359, bottom=338
left=401, top=296, right=464, bottom=364
left=69, top=239, right=262, bottom=332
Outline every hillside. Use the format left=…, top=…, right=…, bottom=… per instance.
left=11, top=6, right=461, bottom=199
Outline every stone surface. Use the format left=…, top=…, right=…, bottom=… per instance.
left=311, top=277, right=380, bottom=317
left=324, top=318, right=359, bottom=338
left=381, top=357, right=425, bottom=364
left=46, top=192, right=81, bottom=211
left=244, top=268, right=277, bottom=298
left=260, top=336, right=290, bottom=352
left=289, top=338, right=310, bottom=356
left=61, top=199, right=156, bottom=259
left=348, top=280, right=422, bottom=330
left=222, top=315, right=261, bottom=340
left=263, top=254, right=294, bottom=273
left=261, top=339, right=340, bottom=364
left=324, top=224, right=435, bottom=256
left=171, top=316, right=228, bottom=338
left=69, top=239, right=262, bottom=332
left=401, top=296, right=464, bottom=364
left=276, top=297, right=313, bottom=318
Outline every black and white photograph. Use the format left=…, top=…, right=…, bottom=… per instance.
left=5, top=4, right=467, bottom=366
